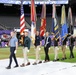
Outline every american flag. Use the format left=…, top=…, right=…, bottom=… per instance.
left=20, top=0, right=25, bottom=35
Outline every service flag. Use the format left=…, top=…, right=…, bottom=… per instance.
left=40, top=3, right=46, bottom=37
left=51, top=4, right=59, bottom=40
left=61, top=5, right=68, bottom=41
left=68, top=7, right=73, bottom=35
left=31, top=0, right=37, bottom=43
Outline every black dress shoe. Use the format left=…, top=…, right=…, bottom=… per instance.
left=43, top=60, right=50, bottom=63
left=14, top=65, right=19, bottom=68
left=38, top=61, right=42, bottom=64
left=61, top=58, right=65, bottom=60
left=64, top=57, right=67, bottom=59
left=20, top=63, right=25, bottom=67
left=53, top=59, right=59, bottom=62
left=6, top=66, right=11, bottom=69
left=26, top=62, right=30, bottom=66
left=32, top=62, right=37, bottom=65
left=57, top=59, right=59, bottom=61
left=53, top=60, right=57, bottom=62
left=70, top=57, right=74, bottom=59
left=61, top=57, right=67, bottom=60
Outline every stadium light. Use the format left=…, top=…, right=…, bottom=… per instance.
left=4, top=4, right=12, bottom=6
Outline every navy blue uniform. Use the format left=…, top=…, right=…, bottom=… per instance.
left=34, top=35, right=41, bottom=47
left=54, top=39, right=59, bottom=46
left=62, top=37, right=67, bottom=45
left=44, top=37, right=51, bottom=61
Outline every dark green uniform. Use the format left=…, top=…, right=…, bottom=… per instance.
left=23, top=36, right=31, bottom=50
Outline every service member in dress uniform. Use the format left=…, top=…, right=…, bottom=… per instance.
left=20, top=30, right=31, bottom=67
left=6, top=31, right=19, bottom=69
left=33, top=31, right=42, bottom=65
left=52, top=36, right=59, bottom=61
left=44, top=32, right=51, bottom=62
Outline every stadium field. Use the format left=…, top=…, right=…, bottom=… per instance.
left=0, top=46, right=76, bottom=63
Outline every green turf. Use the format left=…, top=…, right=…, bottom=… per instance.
left=0, top=46, right=76, bottom=63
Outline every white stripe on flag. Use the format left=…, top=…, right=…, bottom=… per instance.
left=20, top=24, right=25, bottom=30
left=21, top=14, right=24, bottom=19
left=20, top=19, right=25, bottom=25
left=31, top=23, right=35, bottom=43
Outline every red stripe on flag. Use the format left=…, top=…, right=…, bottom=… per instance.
left=20, top=16, right=25, bottom=21
left=20, top=21, right=25, bottom=27
left=20, top=27, right=25, bottom=34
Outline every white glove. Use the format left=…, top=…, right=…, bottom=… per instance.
left=49, top=48, right=50, bottom=50
left=39, top=48, right=41, bottom=51
left=74, top=46, right=75, bottom=49
left=27, top=50, right=29, bottom=52
left=66, top=45, right=68, bottom=48
left=14, top=50, right=17, bottom=54
left=56, top=47, right=59, bottom=50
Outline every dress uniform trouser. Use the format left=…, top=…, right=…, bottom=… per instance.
left=44, top=46, right=50, bottom=61
left=62, top=45, right=66, bottom=58
left=69, top=45, right=74, bottom=58
left=35, top=46, right=41, bottom=62
left=54, top=47, right=59, bottom=60
left=23, top=47, right=29, bottom=64
left=9, top=47, right=18, bottom=67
